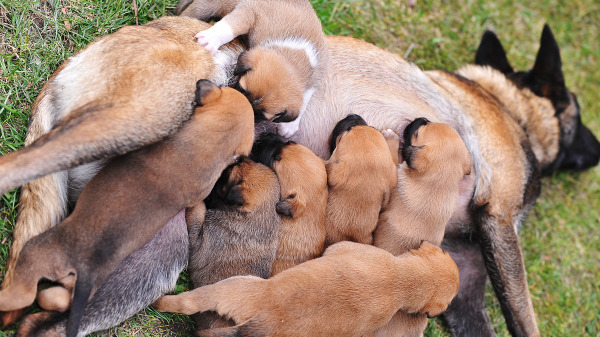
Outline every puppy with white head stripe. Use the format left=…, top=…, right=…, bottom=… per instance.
left=175, top=0, right=328, bottom=137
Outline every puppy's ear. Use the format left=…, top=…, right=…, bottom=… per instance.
left=326, top=160, right=347, bottom=188
left=195, top=79, right=222, bottom=106
left=225, top=183, right=245, bottom=206
left=234, top=51, right=252, bottom=77
left=276, top=199, right=294, bottom=218
left=475, top=30, right=514, bottom=75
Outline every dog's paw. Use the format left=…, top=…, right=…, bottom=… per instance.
left=194, top=22, right=234, bottom=54
left=381, top=128, right=399, bottom=142
left=278, top=119, right=300, bottom=138
left=0, top=309, right=24, bottom=328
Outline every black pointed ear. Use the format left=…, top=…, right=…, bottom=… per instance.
left=532, top=24, right=564, bottom=84
left=475, top=30, right=514, bottom=74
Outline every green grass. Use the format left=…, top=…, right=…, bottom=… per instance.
left=1, top=0, right=599, bottom=336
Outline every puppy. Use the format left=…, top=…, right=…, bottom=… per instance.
left=0, top=16, right=244, bottom=326
left=370, top=118, right=471, bottom=336
left=175, top=0, right=328, bottom=137
left=0, top=80, right=254, bottom=337
left=251, top=133, right=328, bottom=276
left=153, top=241, right=460, bottom=337
left=16, top=210, right=189, bottom=337
left=324, top=114, right=399, bottom=246
left=187, top=157, right=280, bottom=333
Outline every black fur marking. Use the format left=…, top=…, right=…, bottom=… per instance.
left=275, top=199, right=294, bottom=218
left=401, top=118, right=429, bottom=169
left=233, top=51, right=252, bottom=77
left=520, top=140, right=542, bottom=208
left=272, top=110, right=296, bottom=123
left=196, top=80, right=219, bottom=106
left=329, top=114, right=368, bottom=154
left=250, top=133, right=294, bottom=168
left=548, top=116, right=600, bottom=174
left=204, top=159, right=248, bottom=209
left=475, top=30, right=515, bottom=74
left=67, top=275, right=94, bottom=337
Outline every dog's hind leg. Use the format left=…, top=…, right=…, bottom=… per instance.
left=477, top=212, right=539, bottom=337
left=441, top=236, right=496, bottom=337
left=1, top=91, right=70, bottom=327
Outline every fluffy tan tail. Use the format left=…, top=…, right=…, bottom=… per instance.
left=0, top=102, right=189, bottom=195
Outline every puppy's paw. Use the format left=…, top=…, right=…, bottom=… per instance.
left=194, top=22, right=234, bottom=54
left=277, top=119, right=300, bottom=138
left=381, top=128, right=399, bottom=142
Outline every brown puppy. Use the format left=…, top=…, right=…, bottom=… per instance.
left=187, top=157, right=280, bottom=333
left=0, top=81, right=254, bottom=337
left=324, top=114, right=399, bottom=246
left=153, top=241, right=460, bottom=337
left=371, top=118, right=471, bottom=337
left=175, top=0, right=328, bottom=137
left=0, top=16, right=244, bottom=326
left=251, top=133, right=328, bottom=276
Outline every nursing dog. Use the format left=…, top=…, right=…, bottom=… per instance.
left=251, top=133, right=328, bottom=276
left=0, top=16, right=245, bottom=326
left=174, top=0, right=328, bottom=137
left=15, top=211, right=189, bottom=337
left=153, top=241, right=460, bottom=337
left=371, top=118, right=471, bottom=336
left=187, top=157, right=280, bottom=332
left=284, top=26, right=600, bottom=336
left=0, top=80, right=254, bottom=337
left=324, top=114, right=399, bottom=246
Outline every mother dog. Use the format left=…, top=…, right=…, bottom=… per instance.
left=2, top=11, right=600, bottom=337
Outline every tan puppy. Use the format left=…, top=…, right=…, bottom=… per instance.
left=187, top=157, right=280, bottom=332
left=324, top=114, right=399, bottom=246
left=0, top=16, right=244, bottom=326
left=0, top=81, right=254, bottom=337
left=371, top=118, right=471, bottom=336
left=153, top=241, right=460, bottom=337
left=251, top=133, right=328, bottom=276
left=175, top=0, right=328, bottom=137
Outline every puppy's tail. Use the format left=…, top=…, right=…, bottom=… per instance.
left=0, top=101, right=189, bottom=195
left=66, top=274, right=94, bottom=337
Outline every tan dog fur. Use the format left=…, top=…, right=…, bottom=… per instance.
left=371, top=119, right=471, bottom=337
left=281, top=28, right=600, bottom=335
left=251, top=133, right=328, bottom=276
left=0, top=16, right=245, bottom=327
left=187, top=157, right=280, bottom=332
left=153, top=241, right=459, bottom=337
left=0, top=81, right=254, bottom=337
left=324, top=115, right=399, bottom=246
left=175, top=0, right=328, bottom=137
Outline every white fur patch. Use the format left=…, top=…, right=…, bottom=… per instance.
left=263, top=37, right=319, bottom=68
left=196, top=21, right=235, bottom=54
left=210, top=45, right=243, bottom=86
left=278, top=86, right=316, bottom=138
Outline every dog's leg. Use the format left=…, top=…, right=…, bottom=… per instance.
left=441, top=236, right=496, bottom=337
left=1, top=91, right=70, bottom=327
left=478, top=212, right=539, bottom=337
left=153, top=275, right=264, bottom=321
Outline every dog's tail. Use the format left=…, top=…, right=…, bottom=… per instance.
left=197, top=318, right=271, bottom=337
left=0, top=101, right=188, bottom=195
left=66, top=273, right=94, bottom=337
